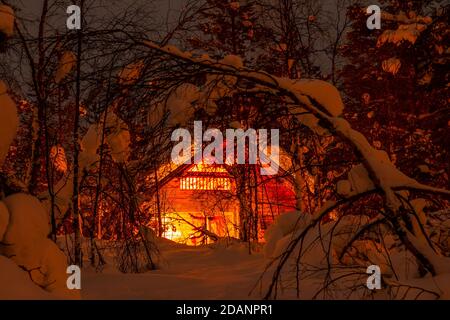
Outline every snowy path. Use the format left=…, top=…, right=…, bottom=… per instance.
left=82, top=241, right=267, bottom=300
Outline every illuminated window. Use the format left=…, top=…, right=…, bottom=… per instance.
left=188, top=163, right=228, bottom=173
left=180, top=163, right=231, bottom=191
left=180, top=176, right=231, bottom=191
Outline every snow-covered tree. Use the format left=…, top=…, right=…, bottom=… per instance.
left=136, top=36, right=450, bottom=298
left=340, top=1, right=449, bottom=189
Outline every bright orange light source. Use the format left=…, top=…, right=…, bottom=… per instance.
left=180, top=176, right=231, bottom=190
left=188, top=163, right=228, bottom=173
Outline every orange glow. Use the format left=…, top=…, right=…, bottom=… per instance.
left=180, top=176, right=231, bottom=190
left=188, top=162, right=228, bottom=173
left=180, top=162, right=231, bottom=190
left=162, top=212, right=238, bottom=245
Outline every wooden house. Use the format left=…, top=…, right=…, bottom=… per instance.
left=149, top=161, right=297, bottom=245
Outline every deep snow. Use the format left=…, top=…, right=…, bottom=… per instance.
left=82, top=239, right=266, bottom=300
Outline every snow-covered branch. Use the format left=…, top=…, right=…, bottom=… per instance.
left=136, top=39, right=450, bottom=211
left=133, top=39, right=450, bottom=292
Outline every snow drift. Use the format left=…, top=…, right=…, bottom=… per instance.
left=0, top=194, right=74, bottom=297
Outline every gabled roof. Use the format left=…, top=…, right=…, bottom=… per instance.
left=148, top=158, right=295, bottom=198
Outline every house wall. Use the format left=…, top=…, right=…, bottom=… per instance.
left=155, top=173, right=297, bottom=245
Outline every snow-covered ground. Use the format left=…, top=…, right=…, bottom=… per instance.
left=0, top=256, right=52, bottom=300
left=2, top=235, right=449, bottom=300
left=0, top=237, right=267, bottom=300
left=82, top=239, right=266, bottom=300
